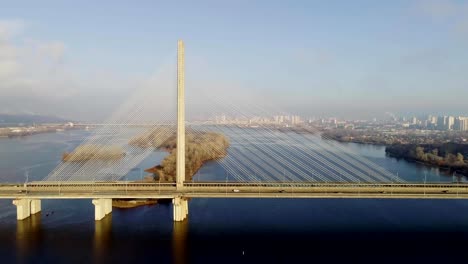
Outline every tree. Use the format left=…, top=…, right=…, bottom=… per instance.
left=138, top=131, right=230, bottom=182
left=445, top=153, right=457, bottom=164
left=415, top=147, right=426, bottom=161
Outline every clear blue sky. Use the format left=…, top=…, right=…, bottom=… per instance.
left=0, top=0, right=467, bottom=120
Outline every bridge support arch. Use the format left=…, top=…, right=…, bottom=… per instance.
left=173, top=197, right=188, bottom=222
left=92, top=199, right=112, bottom=221
left=12, top=199, right=41, bottom=220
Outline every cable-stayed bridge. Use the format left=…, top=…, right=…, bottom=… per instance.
left=2, top=40, right=466, bottom=223
left=2, top=182, right=468, bottom=221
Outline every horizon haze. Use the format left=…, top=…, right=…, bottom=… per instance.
left=0, top=0, right=467, bottom=121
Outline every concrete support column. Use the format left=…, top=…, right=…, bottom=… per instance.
left=92, top=199, right=112, bottom=221
left=173, top=197, right=188, bottom=222
left=12, top=199, right=31, bottom=220
left=104, top=199, right=112, bottom=215
left=30, top=199, right=41, bottom=215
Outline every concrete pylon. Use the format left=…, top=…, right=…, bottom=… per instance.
left=92, top=199, right=112, bottom=221
left=12, top=199, right=41, bottom=220
left=176, top=40, right=185, bottom=189
left=173, top=197, right=188, bottom=222
left=12, top=199, right=31, bottom=220
left=30, top=199, right=41, bottom=215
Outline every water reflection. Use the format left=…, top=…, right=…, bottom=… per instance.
left=172, top=219, right=188, bottom=264
left=16, top=213, right=42, bottom=262
left=94, top=215, right=112, bottom=262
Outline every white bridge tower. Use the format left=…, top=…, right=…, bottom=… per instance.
left=176, top=40, right=186, bottom=189
left=175, top=40, right=188, bottom=221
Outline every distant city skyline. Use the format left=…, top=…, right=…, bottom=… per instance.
left=0, top=0, right=468, bottom=121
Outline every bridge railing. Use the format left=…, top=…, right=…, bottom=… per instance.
left=2, top=181, right=468, bottom=188
left=1, top=181, right=468, bottom=197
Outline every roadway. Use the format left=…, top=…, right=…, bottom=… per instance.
left=1, top=181, right=468, bottom=199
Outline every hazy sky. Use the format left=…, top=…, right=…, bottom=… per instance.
left=0, top=0, right=467, bottom=120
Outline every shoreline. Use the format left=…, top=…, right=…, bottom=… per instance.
left=325, top=138, right=468, bottom=177
left=0, top=125, right=84, bottom=138
left=112, top=199, right=158, bottom=208
left=324, top=137, right=468, bottom=177
left=386, top=153, right=468, bottom=177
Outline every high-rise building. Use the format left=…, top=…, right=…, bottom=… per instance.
left=437, top=116, right=446, bottom=130
left=462, top=118, right=468, bottom=131
left=291, top=115, right=301, bottom=125
left=455, top=117, right=468, bottom=131
left=274, top=115, right=285, bottom=124
left=455, top=118, right=461, bottom=130
left=447, top=116, right=455, bottom=130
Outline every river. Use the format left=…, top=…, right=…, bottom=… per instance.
left=1, top=129, right=468, bottom=263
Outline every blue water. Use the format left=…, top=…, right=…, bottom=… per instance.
left=1, top=130, right=468, bottom=263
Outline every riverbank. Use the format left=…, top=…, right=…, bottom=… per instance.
left=321, top=129, right=468, bottom=176
left=112, top=199, right=158, bottom=208
left=386, top=143, right=468, bottom=176
left=322, top=129, right=468, bottom=145
left=0, top=124, right=80, bottom=138
left=130, top=130, right=230, bottom=182
left=62, top=144, right=125, bottom=161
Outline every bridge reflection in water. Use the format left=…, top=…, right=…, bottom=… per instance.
left=12, top=205, right=190, bottom=263
left=94, top=213, right=112, bottom=263
left=16, top=213, right=42, bottom=263
left=173, top=219, right=188, bottom=264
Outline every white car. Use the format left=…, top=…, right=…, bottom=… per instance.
left=232, top=189, right=240, bottom=193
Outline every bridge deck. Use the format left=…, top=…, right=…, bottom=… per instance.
left=1, top=182, right=468, bottom=199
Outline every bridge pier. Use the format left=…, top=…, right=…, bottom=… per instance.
left=30, top=199, right=41, bottom=215
left=173, top=197, right=188, bottom=222
left=92, top=199, right=112, bottom=221
left=12, top=199, right=41, bottom=220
